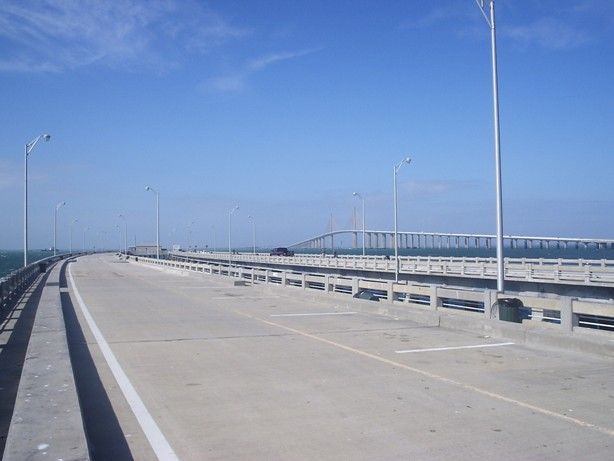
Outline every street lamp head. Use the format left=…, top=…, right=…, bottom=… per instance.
left=42, top=134, right=51, bottom=142
left=145, top=186, right=151, bottom=191
left=403, top=157, right=411, bottom=164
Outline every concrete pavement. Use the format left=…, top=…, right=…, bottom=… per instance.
left=66, top=254, right=614, bottom=460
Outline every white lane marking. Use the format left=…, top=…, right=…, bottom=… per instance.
left=235, top=310, right=614, bottom=437
left=395, top=342, right=515, bottom=354
left=211, top=296, right=281, bottom=300
left=68, top=264, right=179, bottom=461
left=270, top=312, right=357, bottom=317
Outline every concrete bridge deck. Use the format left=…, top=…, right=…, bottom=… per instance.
left=5, top=253, right=614, bottom=460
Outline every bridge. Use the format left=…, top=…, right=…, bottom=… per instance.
left=1, top=253, right=614, bottom=460
left=290, top=229, right=614, bottom=250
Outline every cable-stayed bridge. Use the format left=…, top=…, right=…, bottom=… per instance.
left=289, top=229, right=614, bottom=251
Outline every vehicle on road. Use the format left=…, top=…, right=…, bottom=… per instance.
left=270, top=247, right=294, bottom=256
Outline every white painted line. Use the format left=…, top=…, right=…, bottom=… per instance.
left=270, top=312, right=357, bottom=317
left=211, top=296, right=281, bottom=300
left=395, top=342, right=515, bottom=354
left=68, top=264, right=179, bottom=461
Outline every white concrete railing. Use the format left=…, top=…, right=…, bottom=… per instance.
left=135, top=256, right=614, bottom=335
left=170, top=251, right=614, bottom=288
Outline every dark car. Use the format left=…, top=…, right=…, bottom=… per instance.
left=270, top=247, right=294, bottom=256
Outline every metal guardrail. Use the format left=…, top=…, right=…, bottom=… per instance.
left=0, top=253, right=76, bottom=308
left=138, top=256, right=614, bottom=334
left=171, top=251, right=614, bottom=288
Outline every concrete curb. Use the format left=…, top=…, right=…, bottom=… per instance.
left=2, top=259, right=89, bottom=461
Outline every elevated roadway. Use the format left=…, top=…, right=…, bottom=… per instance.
left=22, top=253, right=612, bottom=460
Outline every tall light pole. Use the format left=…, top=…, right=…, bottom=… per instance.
left=248, top=215, right=256, bottom=254
left=83, top=227, right=89, bottom=252
left=118, top=214, right=128, bottom=255
left=115, top=225, right=122, bottom=254
left=352, top=192, right=366, bottom=257
left=228, top=205, right=239, bottom=268
left=187, top=220, right=196, bottom=251
left=393, top=157, right=411, bottom=282
left=145, top=186, right=160, bottom=259
left=69, top=218, right=78, bottom=254
left=53, top=201, right=66, bottom=257
left=24, top=133, right=51, bottom=266
left=475, top=0, right=505, bottom=292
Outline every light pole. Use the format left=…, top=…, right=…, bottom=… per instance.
left=145, top=186, right=160, bottom=259
left=69, top=218, right=78, bottom=254
left=187, top=220, right=196, bottom=251
left=248, top=215, right=256, bottom=254
left=115, top=225, right=122, bottom=253
left=475, top=0, right=505, bottom=292
left=118, top=214, right=128, bottom=255
left=53, top=201, right=66, bottom=256
left=83, top=227, right=89, bottom=252
left=352, top=192, right=366, bottom=257
left=228, top=205, right=239, bottom=268
left=24, top=133, right=51, bottom=266
left=393, top=157, right=411, bottom=282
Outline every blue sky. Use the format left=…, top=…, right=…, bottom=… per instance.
left=0, top=0, right=612, bottom=250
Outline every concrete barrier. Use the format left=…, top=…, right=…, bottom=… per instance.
left=2, top=259, right=89, bottom=461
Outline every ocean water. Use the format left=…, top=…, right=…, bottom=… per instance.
left=0, top=250, right=60, bottom=278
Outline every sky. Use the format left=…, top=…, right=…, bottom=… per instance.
left=0, top=0, right=613, bottom=250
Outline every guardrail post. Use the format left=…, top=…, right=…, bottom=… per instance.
left=351, top=278, right=359, bottom=296
left=251, top=268, right=255, bottom=284
left=301, top=273, right=306, bottom=289
left=265, top=270, right=270, bottom=284
left=429, top=284, right=441, bottom=310
left=560, top=297, right=578, bottom=332
left=324, top=275, right=330, bottom=293
left=281, top=272, right=287, bottom=287
left=483, top=289, right=497, bottom=319
left=387, top=281, right=395, bottom=303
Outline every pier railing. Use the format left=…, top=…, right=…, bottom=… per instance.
left=0, top=254, right=75, bottom=308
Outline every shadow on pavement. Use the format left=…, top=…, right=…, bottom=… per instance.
left=60, top=261, right=134, bottom=461
left=0, top=271, right=50, bottom=457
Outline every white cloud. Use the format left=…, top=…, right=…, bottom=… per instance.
left=502, top=18, right=590, bottom=50
left=200, top=48, right=320, bottom=94
left=0, top=0, right=249, bottom=72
